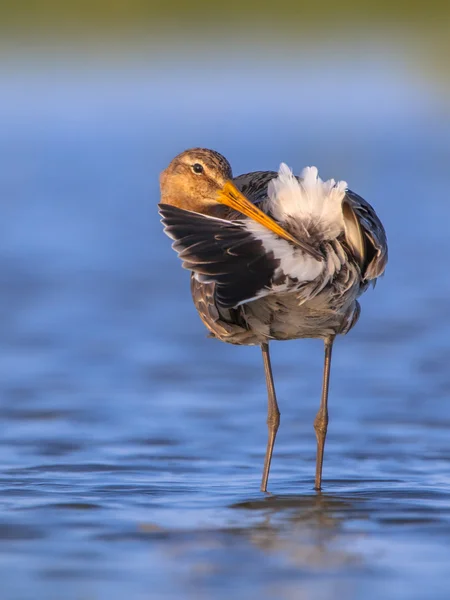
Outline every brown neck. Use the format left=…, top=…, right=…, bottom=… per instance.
left=160, top=192, right=226, bottom=218
left=160, top=191, right=207, bottom=213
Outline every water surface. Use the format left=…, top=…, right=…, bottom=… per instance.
left=1, top=46, right=450, bottom=599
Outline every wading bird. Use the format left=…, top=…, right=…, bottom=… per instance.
left=159, top=148, right=387, bottom=491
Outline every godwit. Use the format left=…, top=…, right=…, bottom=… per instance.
left=159, top=148, right=387, bottom=491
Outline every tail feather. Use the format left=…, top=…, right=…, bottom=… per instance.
left=268, top=163, right=347, bottom=240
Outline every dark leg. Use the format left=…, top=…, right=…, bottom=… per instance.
left=260, top=342, right=280, bottom=492
left=314, top=336, right=335, bottom=491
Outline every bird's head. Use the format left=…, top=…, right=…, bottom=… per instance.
left=159, top=148, right=233, bottom=213
left=160, top=147, right=323, bottom=258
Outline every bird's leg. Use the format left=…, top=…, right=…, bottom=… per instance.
left=260, top=342, right=280, bottom=493
left=314, top=335, right=335, bottom=491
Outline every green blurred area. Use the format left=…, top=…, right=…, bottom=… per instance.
left=1, top=0, right=449, bottom=92
left=1, top=0, right=449, bottom=31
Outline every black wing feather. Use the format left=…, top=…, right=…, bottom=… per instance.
left=159, top=203, right=279, bottom=309
left=233, top=171, right=278, bottom=205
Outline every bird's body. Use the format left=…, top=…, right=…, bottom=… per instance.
left=159, top=148, right=387, bottom=491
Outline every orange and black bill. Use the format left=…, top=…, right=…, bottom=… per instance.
left=216, top=181, right=323, bottom=261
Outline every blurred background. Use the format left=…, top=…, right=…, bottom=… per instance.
left=1, top=2, right=450, bottom=599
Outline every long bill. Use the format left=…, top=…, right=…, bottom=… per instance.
left=217, top=181, right=323, bottom=261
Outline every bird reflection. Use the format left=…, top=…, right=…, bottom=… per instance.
left=231, top=493, right=367, bottom=570
left=139, top=493, right=369, bottom=590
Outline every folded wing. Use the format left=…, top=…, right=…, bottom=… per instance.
left=159, top=203, right=280, bottom=308
left=343, top=190, right=388, bottom=282
left=159, top=203, right=323, bottom=309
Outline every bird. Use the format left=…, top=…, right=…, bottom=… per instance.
left=159, top=147, right=387, bottom=492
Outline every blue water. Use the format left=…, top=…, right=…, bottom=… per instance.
left=1, top=47, right=450, bottom=599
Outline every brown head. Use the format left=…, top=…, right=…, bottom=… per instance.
left=159, top=147, right=323, bottom=259
left=160, top=148, right=233, bottom=214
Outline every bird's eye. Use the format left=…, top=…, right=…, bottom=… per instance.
left=192, top=163, right=204, bottom=174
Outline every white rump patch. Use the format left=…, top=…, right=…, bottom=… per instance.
left=268, top=163, right=348, bottom=240
left=244, top=220, right=324, bottom=289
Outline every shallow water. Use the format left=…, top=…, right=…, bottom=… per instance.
left=2, top=47, right=450, bottom=599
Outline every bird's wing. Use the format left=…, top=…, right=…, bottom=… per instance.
left=159, top=203, right=323, bottom=310
left=190, top=275, right=252, bottom=342
left=232, top=171, right=278, bottom=205
left=342, top=189, right=388, bottom=282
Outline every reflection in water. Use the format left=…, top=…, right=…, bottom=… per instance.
left=132, top=494, right=371, bottom=598
left=233, top=494, right=367, bottom=570
left=132, top=487, right=450, bottom=598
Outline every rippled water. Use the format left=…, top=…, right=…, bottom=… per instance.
left=2, top=48, right=450, bottom=598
